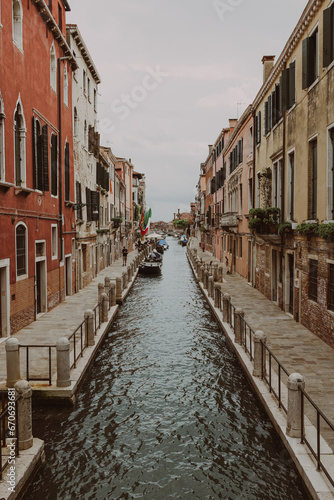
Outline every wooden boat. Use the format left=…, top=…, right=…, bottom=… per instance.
left=139, top=250, right=163, bottom=274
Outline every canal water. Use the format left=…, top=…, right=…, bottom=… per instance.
left=25, top=238, right=309, bottom=500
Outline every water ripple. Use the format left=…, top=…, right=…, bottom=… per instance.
left=25, top=239, right=309, bottom=500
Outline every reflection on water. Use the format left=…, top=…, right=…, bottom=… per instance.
left=25, top=238, right=309, bottom=499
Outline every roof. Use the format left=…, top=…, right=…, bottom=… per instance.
left=31, top=0, right=77, bottom=70
left=66, top=24, right=101, bottom=84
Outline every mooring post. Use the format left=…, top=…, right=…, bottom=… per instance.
left=222, top=293, right=231, bottom=323
left=56, top=337, right=71, bottom=388
left=101, top=293, right=109, bottom=323
left=234, top=308, right=245, bottom=344
left=98, top=282, right=104, bottom=302
left=84, top=310, right=95, bottom=346
left=253, top=331, right=267, bottom=377
left=116, top=277, right=122, bottom=302
left=14, top=380, right=33, bottom=450
left=110, top=283, right=116, bottom=306
left=6, top=338, right=21, bottom=388
left=286, top=373, right=305, bottom=438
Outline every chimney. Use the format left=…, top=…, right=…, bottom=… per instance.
left=262, top=55, right=275, bottom=83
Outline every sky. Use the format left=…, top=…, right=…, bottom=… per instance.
left=67, top=0, right=308, bottom=222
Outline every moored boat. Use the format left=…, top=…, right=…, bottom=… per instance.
left=139, top=249, right=163, bottom=274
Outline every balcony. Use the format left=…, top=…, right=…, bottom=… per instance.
left=221, top=212, right=238, bottom=228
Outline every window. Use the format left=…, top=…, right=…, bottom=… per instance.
left=84, top=120, right=87, bottom=149
left=64, top=142, right=70, bottom=201
left=302, top=27, right=319, bottom=89
left=50, top=44, right=57, bottom=91
left=309, top=259, right=318, bottom=302
left=87, top=78, right=91, bottom=102
left=63, top=64, right=68, bottom=106
left=73, top=107, right=78, bottom=137
left=76, top=181, right=83, bottom=220
left=287, top=151, right=295, bottom=220
left=239, top=237, right=242, bottom=258
left=282, top=61, right=296, bottom=110
left=32, top=118, right=49, bottom=191
left=248, top=178, right=253, bottom=212
left=48, top=0, right=52, bottom=10
left=329, top=128, right=334, bottom=219
left=249, top=126, right=253, bottom=154
left=256, top=111, right=261, bottom=144
left=82, top=245, right=87, bottom=273
left=16, top=224, right=27, bottom=276
left=51, top=225, right=57, bottom=259
left=13, top=0, right=23, bottom=50
left=272, top=159, right=283, bottom=214
left=94, top=89, right=97, bottom=112
left=256, top=172, right=261, bottom=208
left=328, top=264, right=334, bottom=311
left=14, top=99, right=26, bottom=187
left=323, top=4, right=334, bottom=67
left=0, top=92, right=5, bottom=181
left=83, top=70, right=86, bottom=95
left=308, top=139, right=317, bottom=220
left=51, top=134, right=58, bottom=196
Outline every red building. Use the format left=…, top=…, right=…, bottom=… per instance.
left=0, top=0, right=77, bottom=336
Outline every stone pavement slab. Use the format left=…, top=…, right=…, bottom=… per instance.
left=0, top=249, right=140, bottom=385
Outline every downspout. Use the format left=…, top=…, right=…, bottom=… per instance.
left=252, top=108, right=256, bottom=287
left=281, top=63, right=287, bottom=313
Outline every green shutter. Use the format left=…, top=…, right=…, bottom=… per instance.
left=282, top=68, right=289, bottom=112
left=42, top=125, right=49, bottom=192
left=264, top=101, right=268, bottom=135
left=289, top=62, right=296, bottom=108
left=323, top=7, right=333, bottom=67
left=302, top=37, right=309, bottom=89
left=64, top=143, right=70, bottom=201
left=86, top=187, right=92, bottom=221
left=32, top=117, right=38, bottom=189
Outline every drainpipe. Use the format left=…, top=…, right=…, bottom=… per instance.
left=281, top=63, right=287, bottom=313
left=252, top=108, right=256, bottom=287
left=58, top=56, right=70, bottom=299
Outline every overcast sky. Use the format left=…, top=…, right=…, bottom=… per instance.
left=67, top=0, right=307, bottom=222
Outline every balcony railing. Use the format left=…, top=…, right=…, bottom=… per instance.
left=221, top=212, right=238, bottom=227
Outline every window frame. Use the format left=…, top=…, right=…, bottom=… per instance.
left=16, top=222, right=28, bottom=279
left=50, top=43, right=57, bottom=92
left=12, top=0, right=23, bottom=51
left=51, top=224, right=58, bottom=260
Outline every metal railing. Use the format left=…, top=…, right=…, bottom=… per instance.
left=300, top=387, right=334, bottom=488
left=20, top=345, right=55, bottom=386
left=69, top=318, right=87, bottom=370
left=240, top=316, right=255, bottom=361
left=261, top=341, right=289, bottom=414
left=0, top=391, right=20, bottom=480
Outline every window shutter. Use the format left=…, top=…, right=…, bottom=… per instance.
left=32, top=117, right=38, bottom=189
left=268, top=95, right=272, bottom=131
left=240, top=138, right=243, bottom=163
left=92, top=191, right=100, bottom=221
left=323, top=7, right=333, bottom=67
left=257, top=111, right=261, bottom=144
left=86, top=187, right=92, bottom=221
left=64, top=143, right=70, bottom=201
left=302, top=37, right=309, bottom=89
left=279, top=77, right=283, bottom=119
left=289, top=62, right=296, bottom=108
left=42, top=125, right=49, bottom=191
left=282, top=68, right=289, bottom=112
left=272, top=90, right=276, bottom=125
left=264, top=101, right=268, bottom=135
left=76, top=181, right=82, bottom=219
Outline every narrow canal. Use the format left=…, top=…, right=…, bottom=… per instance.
left=25, top=238, right=309, bottom=500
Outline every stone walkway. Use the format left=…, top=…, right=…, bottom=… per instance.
left=190, top=237, right=334, bottom=445
left=0, top=249, right=140, bottom=386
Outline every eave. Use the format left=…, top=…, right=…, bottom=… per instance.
left=31, top=0, right=78, bottom=70
left=67, top=24, right=101, bottom=84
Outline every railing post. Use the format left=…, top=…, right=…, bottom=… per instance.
left=222, top=293, right=231, bottom=323
left=214, top=284, right=221, bottom=308
left=199, top=266, right=204, bottom=283
left=110, top=283, right=116, bottom=306
left=101, top=293, right=109, bottom=323
left=122, top=271, right=127, bottom=290
left=234, top=308, right=244, bottom=344
left=98, top=282, right=104, bottom=302
left=212, top=263, right=218, bottom=281
left=104, top=276, right=111, bottom=295
left=84, top=310, right=95, bottom=346
left=14, top=380, right=33, bottom=450
left=253, top=331, right=266, bottom=377
left=116, top=276, right=122, bottom=303
left=56, top=337, right=71, bottom=388
left=6, top=338, right=21, bottom=388
left=218, top=265, right=223, bottom=283
left=286, top=373, right=305, bottom=438
left=208, top=277, right=214, bottom=298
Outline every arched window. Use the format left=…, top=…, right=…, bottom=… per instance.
left=13, top=0, right=23, bottom=50
left=73, top=107, right=78, bottom=137
left=63, top=64, right=68, bottom=106
left=0, top=92, right=5, bottom=182
left=51, top=133, right=58, bottom=196
left=50, top=43, right=57, bottom=91
left=16, top=223, right=27, bottom=277
left=14, top=98, right=26, bottom=187
left=84, top=120, right=87, bottom=149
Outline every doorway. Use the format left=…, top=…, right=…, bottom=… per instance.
left=272, top=249, right=278, bottom=302
left=288, top=253, right=294, bottom=314
left=247, top=241, right=252, bottom=283
left=65, top=255, right=72, bottom=296
left=0, top=260, right=10, bottom=337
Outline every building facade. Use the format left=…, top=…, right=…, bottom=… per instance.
left=0, top=0, right=77, bottom=336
